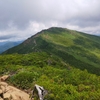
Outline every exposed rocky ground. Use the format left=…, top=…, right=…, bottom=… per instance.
left=0, top=75, right=30, bottom=100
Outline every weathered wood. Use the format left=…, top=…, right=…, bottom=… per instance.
left=31, top=84, right=47, bottom=100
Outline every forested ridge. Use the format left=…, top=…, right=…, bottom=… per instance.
left=1, top=27, right=100, bottom=99
left=3, top=27, right=100, bottom=75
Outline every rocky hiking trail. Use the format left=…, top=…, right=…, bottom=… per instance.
left=0, top=75, right=31, bottom=100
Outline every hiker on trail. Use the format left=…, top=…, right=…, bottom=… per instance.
left=31, top=84, right=47, bottom=100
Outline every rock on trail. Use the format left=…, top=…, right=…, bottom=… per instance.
left=0, top=75, right=31, bottom=100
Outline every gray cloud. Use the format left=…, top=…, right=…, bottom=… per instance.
left=0, top=35, right=15, bottom=40
left=0, top=0, right=100, bottom=42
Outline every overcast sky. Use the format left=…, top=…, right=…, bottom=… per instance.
left=0, top=0, right=100, bottom=42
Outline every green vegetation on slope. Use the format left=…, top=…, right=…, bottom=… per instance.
left=3, top=27, right=100, bottom=75
left=0, top=53, right=100, bottom=100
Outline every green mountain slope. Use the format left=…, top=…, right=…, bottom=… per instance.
left=0, top=53, right=100, bottom=100
left=3, top=27, right=100, bottom=75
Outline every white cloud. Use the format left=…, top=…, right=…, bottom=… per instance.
left=0, top=0, right=100, bottom=42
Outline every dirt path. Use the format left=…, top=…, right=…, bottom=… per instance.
left=0, top=75, right=31, bottom=100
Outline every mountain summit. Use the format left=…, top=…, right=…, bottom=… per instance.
left=3, top=27, right=100, bottom=75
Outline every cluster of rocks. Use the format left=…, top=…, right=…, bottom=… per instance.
left=0, top=75, right=30, bottom=100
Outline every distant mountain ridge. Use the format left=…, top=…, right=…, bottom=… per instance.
left=0, top=41, right=22, bottom=53
left=3, top=27, right=100, bottom=75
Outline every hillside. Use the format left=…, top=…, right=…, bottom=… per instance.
left=3, top=27, right=100, bottom=75
left=0, top=53, right=100, bottom=100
